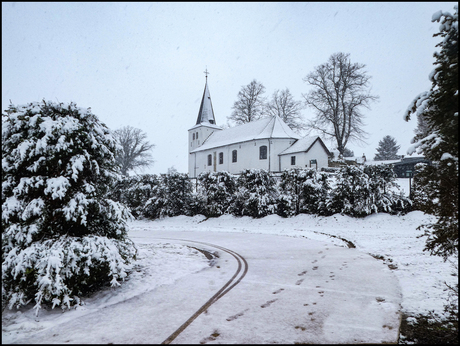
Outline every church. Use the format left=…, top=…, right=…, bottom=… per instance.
left=188, top=77, right=331, bottom=178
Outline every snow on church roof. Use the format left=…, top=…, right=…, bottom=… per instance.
left=191, top=116, right=300, bottom=153
left=279, top=136, right=331, bottom=156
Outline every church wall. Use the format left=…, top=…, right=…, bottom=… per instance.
left=188, top=138, right=296, bottom=177
left=279, top=140, right=329, bottom=171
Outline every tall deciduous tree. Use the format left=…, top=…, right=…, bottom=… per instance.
left=404, top=6, right=458, bottom=260
left=113, top=126, right=154, bottom=176
left=302, top=52, right=379, bottom=156
left=227, top=79, right=266, bottom=126
left=265, top=88, right=305, bottom=132
left=374, top=135, right=401, bottom=160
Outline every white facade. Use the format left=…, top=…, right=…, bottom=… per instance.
left=188, top=81, right=331, bottom=178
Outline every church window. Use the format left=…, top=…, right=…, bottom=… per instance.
left=207, top=154, right=212, bottom=166
left=232, top=150, right=237, bottom=163
left=193, top=133, right=195, bottom=140
left=259, top=146, right=267, bottom=160
left=291, top=156, right=296, bottom=165
left=219, top=152, right=223, bottom=164
left=196, top=132, right=199, bottom=139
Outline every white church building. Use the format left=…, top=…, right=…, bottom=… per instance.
left=188, top=79, right=331, bottom=178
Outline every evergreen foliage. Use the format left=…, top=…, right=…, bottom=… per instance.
left=328, top=165, right=411, bottom=217
left=342, top=147, right=355, bottom=157
left=2, top=101, right=136, bottom=315
left=111, top=174, right=159, bottom=218
left=278, top=168, right=331, bottom=217
left=143, top=172, right=194, bottom=219
left=232, top=169, right=278, bottom=218
left=196, top=171, right=237, bottom=217
left=373, top=135, right=401, bottom=160
left=404, top=6, right=458, bottom=261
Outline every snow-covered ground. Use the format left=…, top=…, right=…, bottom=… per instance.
left=2, top=210, right=457, bottom=344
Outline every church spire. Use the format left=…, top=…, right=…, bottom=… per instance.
left=195, top=69, right=216, bottom=125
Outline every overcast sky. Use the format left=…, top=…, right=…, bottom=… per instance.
left=2, top=2, right=457, bottom=174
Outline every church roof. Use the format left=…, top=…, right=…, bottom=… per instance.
left=279, top=136, right=331, bottom=156
left=195, top=81, right=216, bottom=125
left=191, top=116, right=300, bottom=153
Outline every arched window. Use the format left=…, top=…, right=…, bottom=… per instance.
left=192, top=133, right=195, bottom=140
left=232, top=150, right=237, bottom=163
left=207, top=154, right=212, bottom=166
left=259, top=145, right=267, bottom=160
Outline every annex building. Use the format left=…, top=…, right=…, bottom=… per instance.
left=188, top=78, right=331, bottom=178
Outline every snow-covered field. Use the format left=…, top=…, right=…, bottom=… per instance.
left=2, top=210, right=457, bottom=344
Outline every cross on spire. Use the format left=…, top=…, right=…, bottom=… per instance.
left=204, top=67, right=209, bottom=82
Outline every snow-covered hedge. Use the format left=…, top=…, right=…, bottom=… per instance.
left=232, top=169, right=278, bottom=218
left=2, top=101, right=137, bottom=315
left=143, top=172, right=195, bottom=219
left=113, top=166, right=412, bottom=220
left=196, top=171, right=237, bottom=217
left=278, top=168, right=331, bottom=217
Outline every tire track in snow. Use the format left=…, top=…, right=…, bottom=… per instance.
left=157, top=238, right=249, bottom=344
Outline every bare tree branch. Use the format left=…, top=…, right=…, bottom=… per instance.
left=113, top=126, right=155, bottom=176
left=265, top=88, right=305, bottom=133
left=302, top=52, right=378, bottom=155
left=227, top=79, right=267, bottom=126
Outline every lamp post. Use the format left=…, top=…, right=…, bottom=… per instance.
left=407, top=169, right=413, bottom=199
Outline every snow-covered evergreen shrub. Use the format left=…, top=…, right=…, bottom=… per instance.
left=196, top=171, right=236, bottom=217
left=2, top=101, right=137, bottom=315
left=277, top=168, right=331, bottom=217
left=363, top=164, right=412, bottom=214
left=143, top=172, right=193, bottom=219
left=232, top=169, right=278, bottom=218
left=329, top=165, right=412, bottom=217
left=328, top=165, right=375, bottom=217
left=111, top=174, right=159, bottom=218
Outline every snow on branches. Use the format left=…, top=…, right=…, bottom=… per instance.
left=2, top=100, right=137, bottom=314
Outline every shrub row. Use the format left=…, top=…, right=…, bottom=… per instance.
left=112, top=165, right=412, bottom=220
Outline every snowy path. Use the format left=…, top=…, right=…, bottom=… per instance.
left=8, top=230, right=400, bottom=344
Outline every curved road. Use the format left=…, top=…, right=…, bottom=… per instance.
left=6, top=230, right=402, bottom=344
left=160, top=238, right=249, bottom=344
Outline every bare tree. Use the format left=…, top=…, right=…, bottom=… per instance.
left=302, top=52, right=378, bottom=155
left=113, top=126, right=155, bottom=176
left=265, top=88, right=305, bottom=133
left=227, top=79, right=266, bottom=126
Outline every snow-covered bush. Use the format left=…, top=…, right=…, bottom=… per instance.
left=196, top=171, right=237, bottom=217
left=111, top=174, right=159, bottom=218
left=328, top=165, right=376, bottom=217
left=278, top=168, right=331, bottom=217
left=2, top=101, right=137, bottom=315
left=363, top=164, right=412, bottom=214
left=143, top=172, right=194, bottom=219
left=232, top=169, right=278, bottom=218
left=329, top=165, right=411, bottom=217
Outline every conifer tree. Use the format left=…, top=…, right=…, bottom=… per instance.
left=2, top=101, right=136, bottom=314
left=196, top=171, right=237, bottom=217
left=374, top=135, right=401, bottom=160
left=404, top=6, right=458, bottom=260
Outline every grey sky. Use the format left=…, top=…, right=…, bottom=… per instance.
left=2, top=2, right=457, bottom=174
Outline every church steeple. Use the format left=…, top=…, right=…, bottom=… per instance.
left=195, top=68, right=216, bottom=125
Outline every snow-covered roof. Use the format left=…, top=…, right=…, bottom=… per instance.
left=278, top=136, right=330, bottom=156
left=191, top=116, right=300, bottom=153
left=195, top=81, right=216, bottom=125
